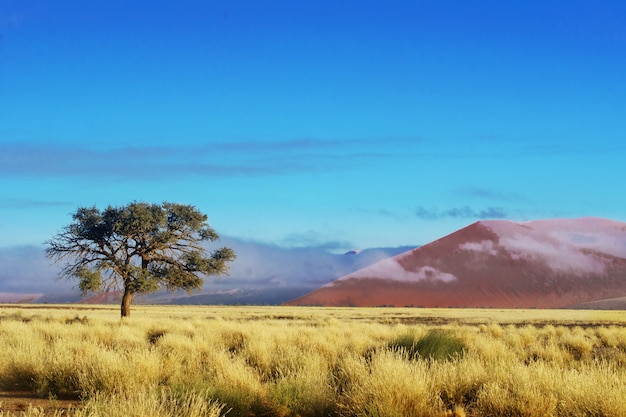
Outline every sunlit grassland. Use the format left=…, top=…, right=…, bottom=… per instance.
left=1, top=305, right=625, bottom=416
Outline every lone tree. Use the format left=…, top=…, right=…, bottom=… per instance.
left=46, top=202, right=235, bottom=317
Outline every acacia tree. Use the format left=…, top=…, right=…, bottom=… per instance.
left=46, top=202, right=236, bottom=317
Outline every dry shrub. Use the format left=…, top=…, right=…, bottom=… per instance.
left=474, top=360, right=560, bottom=417
left=478, top=322, right=504, bottom=338
left=338, top=350, right=444, bottom=417
left=268, top=353, right=338, bottom=417
left=74, top=388, right=227, bottom=417
left=558, top=326, right=596, bottom=361
left=432, top=356, right=488, bottom=415
left=551, top=361, right=626, bottom=417
left=387, top=329, right=466, bottom=361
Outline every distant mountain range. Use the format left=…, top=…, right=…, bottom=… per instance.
left=4, top=218, right=626, bottom=309
left=287, top=218, right=626, bottom=309
left=130, top=244, right=413, bottom=305
left=0, top=238, right=412, bottom=305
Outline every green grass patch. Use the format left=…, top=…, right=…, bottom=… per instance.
left=389, top=329, right=466, bottom=361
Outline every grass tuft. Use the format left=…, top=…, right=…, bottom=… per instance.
left=146, top=329, right=166, bottom=346
left=65, top=316, right=89, bottom=325
left=388, top=329, right=467, bottom=361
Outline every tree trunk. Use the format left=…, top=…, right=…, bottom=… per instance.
left=121, top=289, right=133, bottom=318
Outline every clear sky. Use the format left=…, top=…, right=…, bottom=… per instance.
left=1, top=1, right=626, bottom=251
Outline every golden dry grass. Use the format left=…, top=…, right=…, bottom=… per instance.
left=0, top=305, right=625, bottom=416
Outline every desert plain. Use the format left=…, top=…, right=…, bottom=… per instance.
left=0, top=304, right=625, bottom=417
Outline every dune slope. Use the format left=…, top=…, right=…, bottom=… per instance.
left=287, top=218, right=626, bottom=308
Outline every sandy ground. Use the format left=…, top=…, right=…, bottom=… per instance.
left=0, top=391, right=80, bottom=414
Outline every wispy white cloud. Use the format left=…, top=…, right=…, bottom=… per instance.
left=499, top=235, right=607, bottom=274
left=348, top=207, right=411, bottom=221
left=5, top=137, right=611, bottom=183
left=276, top=230, right=353, bottom=252
left=351, top=205, right=509, bottom=222
left=459, top=240, right=498, bottom=256
left=0, top=137, right=426, bottom=180
left=414, top=205, right=508, bottom=220
left=455, top=186, right=526, bottom=203
left=0, top=199, right=73, bottom=209
left=342, top=258, right=457, bottom=283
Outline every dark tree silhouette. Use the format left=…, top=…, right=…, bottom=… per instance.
left=46, top=202, right=235, bottom=317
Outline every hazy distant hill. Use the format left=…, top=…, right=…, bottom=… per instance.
left=286, top=218, right=626, bottom=309
left=140, top=244, right=414, bottom=305
left=0, top=292, right=44, bottom=303
left=0, top=240, right=412, bottom=305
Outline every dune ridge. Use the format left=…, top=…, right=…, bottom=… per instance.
left=287, top=217, right=626, bottom=308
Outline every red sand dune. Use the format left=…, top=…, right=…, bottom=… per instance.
left=0, top=292, right=44, bottom=303
left=286, top=218, right=626, bottom=308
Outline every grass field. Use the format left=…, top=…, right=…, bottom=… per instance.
left=1, top=305, right=625, bottom=416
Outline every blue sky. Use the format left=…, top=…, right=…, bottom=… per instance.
left=1, top=0, right=626, bottom=251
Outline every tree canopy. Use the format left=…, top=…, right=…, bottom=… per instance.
left=46, top=202, right=235, bottom=317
